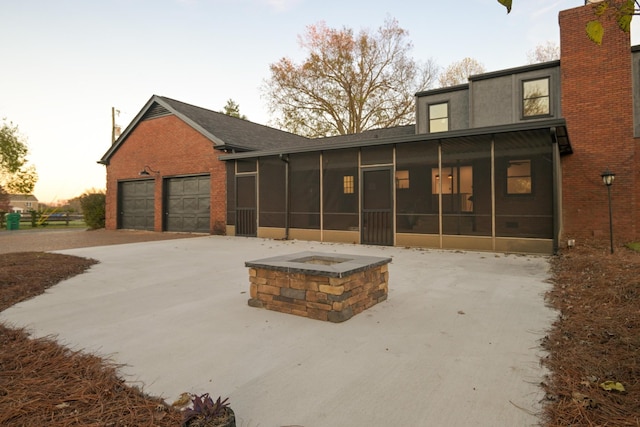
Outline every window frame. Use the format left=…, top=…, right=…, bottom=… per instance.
left=395, top=170, right=409, bottom=189
left=521, top=77, right=551, bottom=119
left=343, top=175, right=355, bottom=194
left=505, top=158, right=534, bottom=196
left=428, top=101, right=449, bottom=133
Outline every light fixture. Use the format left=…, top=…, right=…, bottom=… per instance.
left=139, top=165, right=159, bottom=176
left=600, top=168, right=615, bottom=254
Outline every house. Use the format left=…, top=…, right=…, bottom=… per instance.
left=7, top=194, right=39, bottom=213
left=100, top=3, right=639, bottom=254
left=99, top=96, right=309, bottom=233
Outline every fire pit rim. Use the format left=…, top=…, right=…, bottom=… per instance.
left=245, top=251, right=392, bottom=278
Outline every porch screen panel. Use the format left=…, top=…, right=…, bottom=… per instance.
left=441, top=137, right=492, bottom=236
left=494, top=131, right=553, bottom=238
left=226, top=162, right=235, bottom=226
left=395, top=142, right=439, bottom=234
left=236, top=175, right=256, bottom=236
left=361, top=145, right=393, bottom=165
left=322, top=149, right=359, bottom=230
left=290, top=152, right=320, bottom=229
left=259, top=157, right=286, bottom=227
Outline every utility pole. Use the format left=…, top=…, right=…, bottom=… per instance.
left=111, top=107, right=121, bottom=144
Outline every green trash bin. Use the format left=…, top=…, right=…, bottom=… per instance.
left=6, top=213, right=20, bottom=230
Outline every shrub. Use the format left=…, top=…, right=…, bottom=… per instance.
left=79, top=192, right=105, bottom=229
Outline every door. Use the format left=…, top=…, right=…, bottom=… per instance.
left=361, top=168, right=393, bottom=245
left=119, top=180, right=155, bottom=230
left=164, top=175, right=211, bottom=233
left=236, top=175, right=257, bottom=237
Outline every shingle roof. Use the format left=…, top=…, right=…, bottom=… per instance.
left=99, top=95, right=309, bottom=164
left=9, top=194, right=38, bottom=202
left=314, top=125, right=416, bottom=144
left=157, top=96, right=309, bottom=151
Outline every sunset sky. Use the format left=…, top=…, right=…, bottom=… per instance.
left=2, top=0, right=637, bottom=203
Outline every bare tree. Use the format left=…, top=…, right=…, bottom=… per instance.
left=527, top=41, right=560, bottom=64
left=438, top=57, right=486, bottom=87
left=263, top=18, right=438, bottom=138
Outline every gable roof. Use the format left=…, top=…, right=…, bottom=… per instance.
left=9, top=194, right=38, bottom=202
left=99, top=95, right=309, bottom=165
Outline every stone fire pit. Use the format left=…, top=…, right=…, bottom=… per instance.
left=246, top=251, right=391, bottom=323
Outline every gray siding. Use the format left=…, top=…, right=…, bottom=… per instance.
left=470, top=75, right=514, bottom=127
left=416, top=62, right=561, bottom=134
left=415, top=86, right=469, bottom=134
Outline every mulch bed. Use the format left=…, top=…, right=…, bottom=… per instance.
left=542, top=243, right=640, bottom=426
left=0, top=252, right=183, bottom=426
left=0, top=246, right=638, bottom=426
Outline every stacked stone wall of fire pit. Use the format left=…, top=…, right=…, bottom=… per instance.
left=246, top=252, right=391, bottom=323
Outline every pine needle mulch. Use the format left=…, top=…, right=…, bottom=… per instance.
left=543, top=243, right=640, bottom=426
left=0, top=252, right=183, bottom=426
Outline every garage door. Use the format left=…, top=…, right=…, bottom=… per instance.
left=165, top=175, right=210, bottom=232
left=119, top=180, right=155, bottom=230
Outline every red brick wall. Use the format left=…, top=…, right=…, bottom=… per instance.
left=559, top=4, right=636, bottom=245
left=104, top=114, right=226, bottom=233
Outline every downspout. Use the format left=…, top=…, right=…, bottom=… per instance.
left=279, top=153, right=290, bottom=240
left=550, top=127, right=560, bottom=254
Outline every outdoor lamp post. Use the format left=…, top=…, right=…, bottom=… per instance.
left=601, top=169, right=615, bottom=254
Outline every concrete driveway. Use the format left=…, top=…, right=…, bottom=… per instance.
left=0, top=236, right=555, bottom=426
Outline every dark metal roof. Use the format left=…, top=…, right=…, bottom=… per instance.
left=415, top=83, right=469, bottom=97
left=99, top=95, right=310, bottom=165
left=220, top=118, right=572, bottom=160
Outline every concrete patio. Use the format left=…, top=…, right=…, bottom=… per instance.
left=0, top=236, right=555, bottom=426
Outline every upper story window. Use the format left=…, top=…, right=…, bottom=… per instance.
left=522, top=78, right=550, bottom=118
left=429, top=102, right=449, bottom=133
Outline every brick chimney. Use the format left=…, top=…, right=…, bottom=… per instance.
left=559, top=3, right=636, bottom=245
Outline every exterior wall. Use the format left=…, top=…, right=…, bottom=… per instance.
left=104, top=114, right=226, bottom=233
left=416, top=65, right=560, bottom=135
left=559, top=4, right=637, bottom=244
left=415, top=86, right=469, bottom=134
left=470, top=65, right=561, bottom=128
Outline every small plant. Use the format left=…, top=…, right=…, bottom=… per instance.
left=183, top=393, right=233, bottom=427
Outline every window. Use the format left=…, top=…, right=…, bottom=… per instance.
left=25, top=202, right=32, bottom=208
left=522, top=78, right=550, bottom=117
left=429, top=103, right=448, bottom=133
left=395, top=170, right=409, bottom=189
left=507, top=160, right=532, bottom=194
left=343, top=175, right=354, bottom=194
left=432, top=166, right=474, bottom=212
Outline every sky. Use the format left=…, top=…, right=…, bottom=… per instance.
left=2, top=0, right=639, bottom=204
